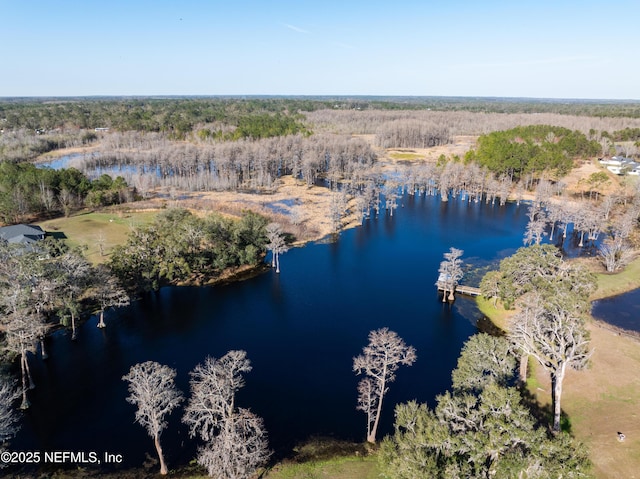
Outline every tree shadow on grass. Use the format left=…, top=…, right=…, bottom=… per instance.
left=518, top=385, right=573, bottom=434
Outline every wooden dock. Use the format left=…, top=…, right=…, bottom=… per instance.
left=436, top=282, right=482, bottom=297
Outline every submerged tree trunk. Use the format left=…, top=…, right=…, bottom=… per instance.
left=20, top=352, right=30, bottom=409
left=24, top=354, right=35, bottom=390
left=71, top=311, right=77, bottom=340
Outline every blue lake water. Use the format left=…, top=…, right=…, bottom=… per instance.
left=592, top=288, right=640, bottom=332
left=10, top=193, right=598, bottom=472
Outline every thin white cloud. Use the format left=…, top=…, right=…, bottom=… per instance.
left=283, top=23, right=309, bottom=34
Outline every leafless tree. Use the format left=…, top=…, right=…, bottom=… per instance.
left=93, top=265, right=130, bottom=328
left=545, top=203, right=565, bottom=241
left=384, top=181, right=400, bottom=217
left=329, top=191, right=348, bottom=233
left=3, top=312, right=48, bottom=409
left=534, top=179, right=554, bottom=208
left=611, top=208, right=638, bottom=240
left=514, top=181, right=525, bottom=206
left=599, top=237, right=635, bottom=273
left=53, top=250, right=93, bottom=340
left=196, top=408, right=269, bottom=479
left=183, top=351, right=270, bottom=479
left=353, top=328, right=416, bottom=443
left=510, top=293, right=591, bottom=432
left=265, top=223, right=288, bottom=273
left=0, top=376, right=20, bottom=462
left=438, top=247, right=464, bottom=302
left=123, top=362, right=184, bottom=475
left=523, top=204, right=547, bottom=246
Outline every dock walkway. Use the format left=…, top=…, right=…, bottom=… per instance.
left=436, top=282, right=481, bottom=297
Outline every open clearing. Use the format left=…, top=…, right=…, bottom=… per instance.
left=531, top=324, right=640, bottom=479
left=36, top=210, right=158, bottom=264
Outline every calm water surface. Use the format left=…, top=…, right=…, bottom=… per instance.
left=592, top=288, right=640, bottom=332
left=12, top=194, right=590, bottom=470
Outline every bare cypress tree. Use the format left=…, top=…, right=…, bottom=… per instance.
left=93, top=265, right=130, bottom=328
left=510, top=293, right=591, bottom=433
left=353, top=328, right=416, bottom=443
left=599, top=237, right=634, bottom=272
left=4, top=312, right=48, bottom=409
left=183, top=351, right=271, bottom=479
left=438, top=247, right=464, bottom=302
left=0, top=376, right=20, bottom=462
left=265, top=223, right=288, bottom=273
left=123, top=362, right=184, bottom=475
left=523, top=204, right=547, bottom=246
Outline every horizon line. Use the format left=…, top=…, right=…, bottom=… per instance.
left=1, top=94, right=639, bottom=103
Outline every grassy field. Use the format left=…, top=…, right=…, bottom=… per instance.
left=36, top=209, right=158, bottom=264
left=543, top=323, right=640, bottom=479
left=387, top=151, right=425, bottom=161
left=591, top=256, right=640, bottom=301
left=263, top=456, right=378, bottom=479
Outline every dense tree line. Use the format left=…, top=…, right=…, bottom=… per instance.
left=0, top=129, right=97, bottom=163
left=2, top=98, right=640, bottom=135
left=307, top=109, right=640, bottom=137
left=374, top=119, right=451, bottom=148
left=465, top=125, right=601, bottom=180
left=0, top=162, right=132, bottom=224
left=109, top=208, right=269, bottom=293
left=0, top=98, right=318, bottom=140
left=85, top=133, right=376, bottom=192
left=610, top=127, right=640, bottom=142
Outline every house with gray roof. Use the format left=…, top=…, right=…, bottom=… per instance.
left=0, top=224, right=45, bottom=246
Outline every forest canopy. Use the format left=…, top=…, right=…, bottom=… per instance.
left=465, top=125, right=601, bottom=180
left=108, top=208, right=269, bottom=293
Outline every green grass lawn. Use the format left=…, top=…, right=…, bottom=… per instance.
left=388, top=152, right=424, bottom=161
left=36, top=209, right=158, bottom=264
left=591, top=256, right=640, bottom=300
left=263, top=455, right=379, bottom=479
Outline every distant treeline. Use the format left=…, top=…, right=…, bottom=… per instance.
left=0, top=99, right=314, bottom=140
left=2, top=97, right=640, bottom=136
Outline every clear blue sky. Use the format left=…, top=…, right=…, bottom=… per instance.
left=1, top=0, right=637, bottom=99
